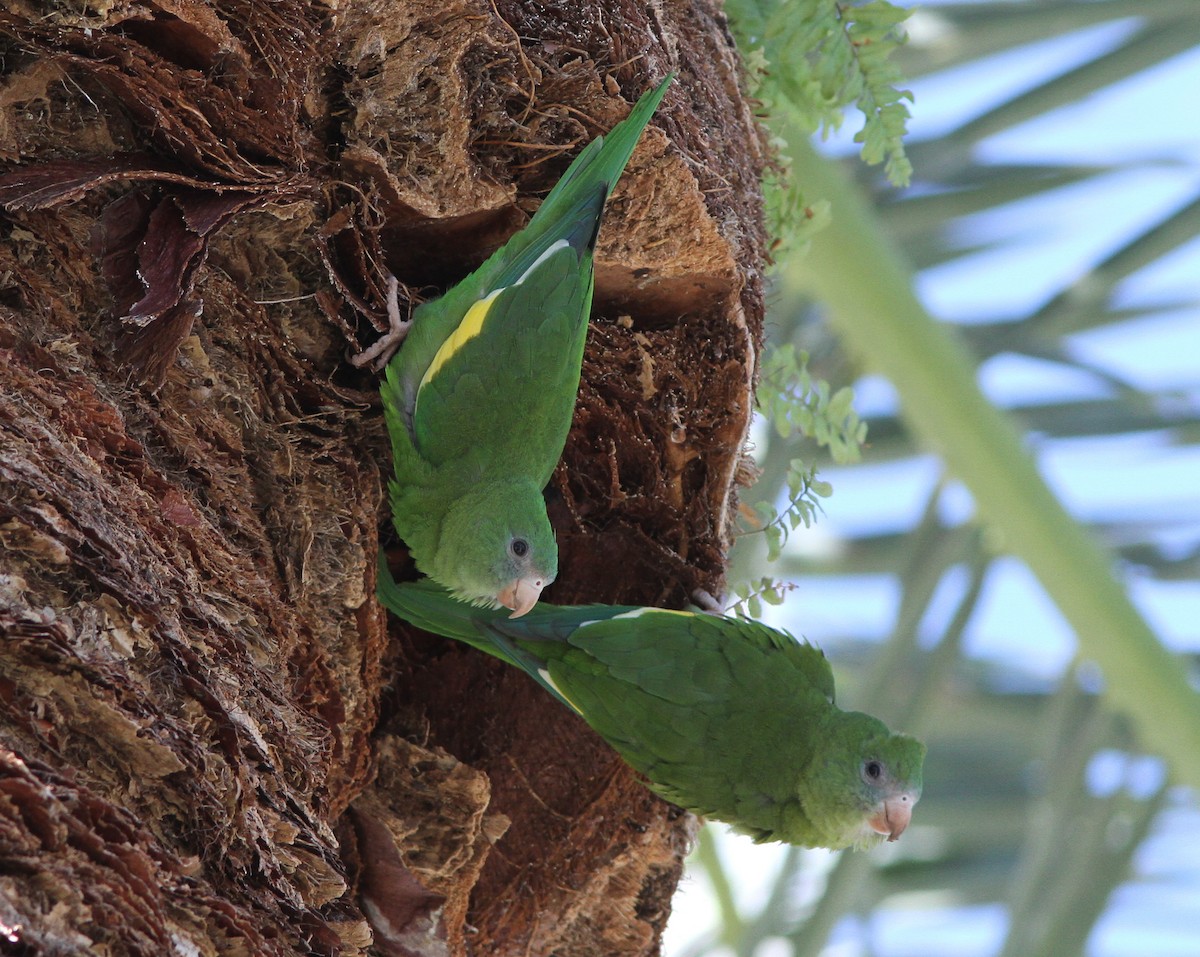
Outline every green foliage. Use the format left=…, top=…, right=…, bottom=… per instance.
left=728, top=576, right=795, bottom=620
left=728, top=0, right=913, bottom=249
left=741, top=345, right=865, bottom=562
left=723, top=2, right=896, bottom=596
left=759, top=344, right=866, bottom=464
left=747, top=463, right=830, bottom=563
left=677, top=3, right=1200, bottom=956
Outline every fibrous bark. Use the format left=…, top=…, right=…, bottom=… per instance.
left=0, top=1, right=766, bottom=954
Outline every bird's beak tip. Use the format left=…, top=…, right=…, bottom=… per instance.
left=869, top=792, right=917, bottom=842
left=497, top=577, right=546, bottom=618
left=507, top=598, right=533, bottom=619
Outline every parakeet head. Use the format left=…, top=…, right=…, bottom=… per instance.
left=432, top=481, right=557, bottom=618
left=794, top=710, right=926, bottom=851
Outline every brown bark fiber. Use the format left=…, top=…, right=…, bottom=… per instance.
left=0, top=1, right=766, bottom=954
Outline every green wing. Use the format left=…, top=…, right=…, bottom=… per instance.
left=379, top=571, right=834, bottom=716
left=547, top=611, right=833, bottom=743
left=523, top=611, right=834, bottom=821
left=494, top=600, right=838, bottom=807
left=378, top=569, right=838, bottom=827
left=383, top=75, right=674, bottom=439
left=376, top=559, right=579, bottom=708
left=409, top=241, right=592, bottom=474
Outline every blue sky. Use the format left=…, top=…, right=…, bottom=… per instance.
left=667, top=9, right=1200, bottom=956
left=781, top=16, right=1200, bottom=681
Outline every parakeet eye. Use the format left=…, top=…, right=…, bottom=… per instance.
left=510, top=538, right=529, bottom=558
left=863, top=760, right=883, bottom=782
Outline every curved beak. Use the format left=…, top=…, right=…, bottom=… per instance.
left=868, top=790, right=919, bottom=842
left=496, top=576, right=545, bottom=618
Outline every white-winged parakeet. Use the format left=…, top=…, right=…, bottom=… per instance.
left=378, top=75, right=674, bottom=617
left=378, top=563, right=926, bottom=850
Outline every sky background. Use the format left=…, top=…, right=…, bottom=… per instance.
left=665, top=7, right=1200, bottom=955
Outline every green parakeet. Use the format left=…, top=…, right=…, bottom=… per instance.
left=378, top=563, right=926, bottom=850
left=379, top=75, right=674, bottom=618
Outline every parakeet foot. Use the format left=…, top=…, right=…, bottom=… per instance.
left=350, top=275, right=410, bottom=371
left=690, top=588, right=726, bottom=615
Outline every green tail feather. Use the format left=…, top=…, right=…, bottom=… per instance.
left=539, top=73, right=674, bottom=213
left=488, top=73, right=675, bottom=288
left=380, top=72, right=675, bottom=444
left=376, top=552, right=499, bottom=650
left=376, top=554, right=579, bottom=709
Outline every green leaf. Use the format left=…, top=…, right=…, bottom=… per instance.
left=726, top=0, right=914, bottom=253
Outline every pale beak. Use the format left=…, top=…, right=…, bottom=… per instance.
left=496, top=577, right=545, bottom=618
left=868, top=791, right=918, bottom=842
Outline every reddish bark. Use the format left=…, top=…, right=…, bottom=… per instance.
left=0, top=1, right=765, bottom=953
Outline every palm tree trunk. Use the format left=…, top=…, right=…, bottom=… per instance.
left=0, top=1, right=765, bottom=954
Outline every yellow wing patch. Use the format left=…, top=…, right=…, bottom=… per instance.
left=417, top=237, right=572, bottom=395
left=538, top=668, right=583, bottom=715
left=419, top=288, right=503, bottom=392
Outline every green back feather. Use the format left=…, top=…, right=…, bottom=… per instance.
left=382, top=74, right=675, bottom=444
left=408, top=245, right=589, bottom=472
left=377, top=568, right=913, bottom=847
left=379, top=76, right=675, bottom=603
